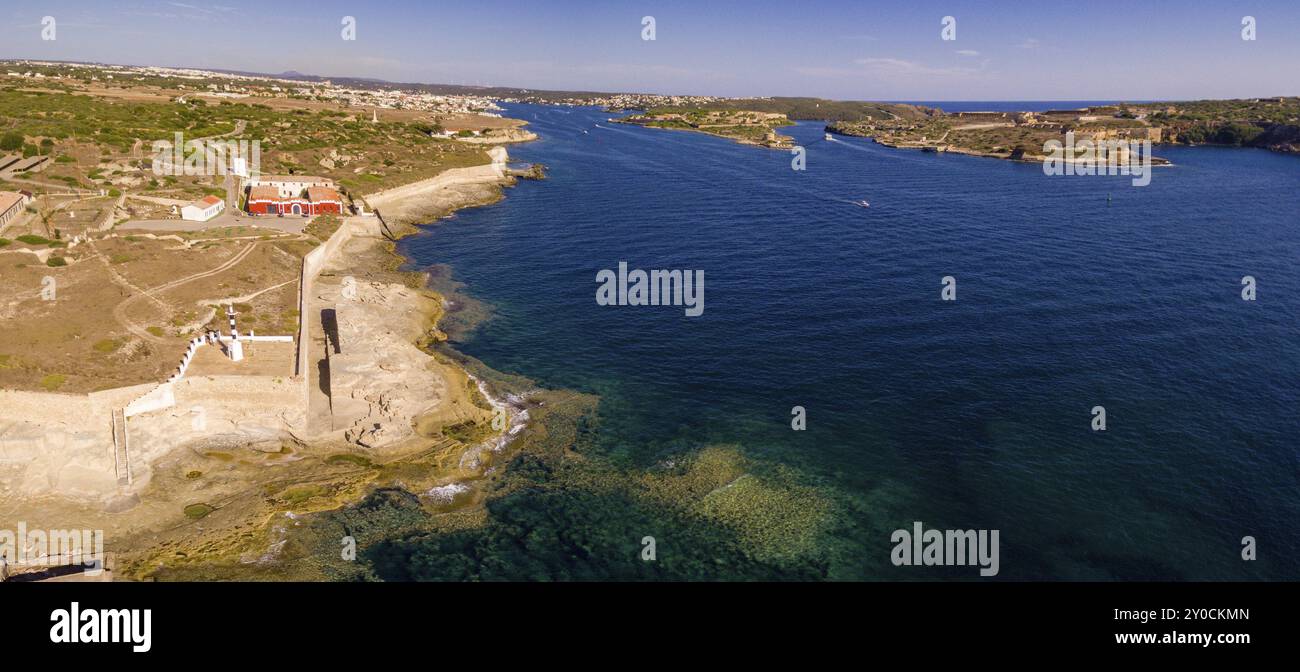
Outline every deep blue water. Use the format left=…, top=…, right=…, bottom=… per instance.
left=401, top=103, right=1299, bottom=580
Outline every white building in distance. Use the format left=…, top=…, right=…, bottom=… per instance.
left=0, top=190, right=33, bottom=229
left=181, top=195, right=225, bottom=222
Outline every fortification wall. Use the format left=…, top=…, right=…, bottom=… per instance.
left=0, top=375, right=304, bottom=499
left=125, top=375, right=305, bottom=473
left=0, top=384, right=152, bottom=498
left=363, top=164, right=504, bottom=209
left=296, top=217, right=354, bottom=380
left=0, top=384, right=155, bottom=450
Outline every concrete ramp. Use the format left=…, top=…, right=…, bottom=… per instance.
left=111, top=409, right=131, bottom=486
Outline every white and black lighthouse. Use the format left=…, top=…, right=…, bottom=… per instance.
left=225, top=304, right=244, bottom=362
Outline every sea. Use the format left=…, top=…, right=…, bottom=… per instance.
left=385, top=102, right=1299, bottom=580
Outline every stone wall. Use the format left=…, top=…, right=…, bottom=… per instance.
left=296, top=216, right=355, bottom=381
left=0, top=374, right=304, bottom=500
left=0, top=384, right=147, bottom=498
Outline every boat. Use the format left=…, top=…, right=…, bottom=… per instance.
left=855, top=200, right=870, bottom=208
left=824, top=133, right=833, bottom=141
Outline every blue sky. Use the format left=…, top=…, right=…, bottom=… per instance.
left=3, top=0, right=1298, bottom=100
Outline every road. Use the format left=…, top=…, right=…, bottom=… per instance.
left=118, top=210, right=311, bottom=234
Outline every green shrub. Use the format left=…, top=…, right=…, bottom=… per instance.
left=92, top=339, right=121, bottom=353
left=326, top=453, right=374, bottom=468
left=46, top=256, right=66, bottom=267
left=183, top=503, right=214, bottom=519
left=17, top=234, right=51, bottom=245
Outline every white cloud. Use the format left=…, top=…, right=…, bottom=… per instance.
left=1018, top=38, right=1041, bottom=49
left=790, top=56, right=994, bottom=87
left=956, top=50, right=980, bottom=57
left=852, top=57, right=982, bottom=77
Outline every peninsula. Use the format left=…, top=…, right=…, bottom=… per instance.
left=612, top=108, right=796, bottom=148
left=588, top=94, right=1300, bottom=164
left=0, top=59, right=539, bottom=580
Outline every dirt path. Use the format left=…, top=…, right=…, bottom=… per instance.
left=951, top=122, right=1016, bottom=131
left=95, top=240, right=259, bottom=343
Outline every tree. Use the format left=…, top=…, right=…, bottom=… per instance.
left=0, top=132, right=23, bottom=152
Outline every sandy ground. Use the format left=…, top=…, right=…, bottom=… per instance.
left=118, top=210, right=311, bottom=234
left=185, top=341, right=295, bottom=377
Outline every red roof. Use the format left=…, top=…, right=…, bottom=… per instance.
left=200, top=195, right=223, bottom=206
left=248, top=186, right=281, bottom=201
left=0, top=192, right=24, bottom=214
left=255, top=175, right=329, bottom=184
left=307, top=186, right=341, bottom=202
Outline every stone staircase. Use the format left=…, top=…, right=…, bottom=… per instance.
left=111, top=409, right=131, bottom=486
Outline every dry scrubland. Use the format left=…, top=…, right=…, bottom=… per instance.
left=825, top=98, right=1300, bottom=159
left=0, top=65, right=517, bottom=393
left=0, top=66, right=506, bottom=218
left=0, top=230, right=306, bottom=393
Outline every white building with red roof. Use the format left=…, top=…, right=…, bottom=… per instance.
left=181, top=195, right=225, bottom=222
left=246, top=181, right=343, bottom=216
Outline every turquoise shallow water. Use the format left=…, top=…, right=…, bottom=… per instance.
left=398, top=103, right=1300, bottom=580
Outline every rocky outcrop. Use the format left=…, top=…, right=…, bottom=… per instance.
left=1252, top=123, right=1300, bottom=153
left=455, top=128, right=538, bottom=144
left=320, top=278, right=450, bottom=448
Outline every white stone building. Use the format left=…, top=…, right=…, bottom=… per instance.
left=181, top=195, right=225, bottom=222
